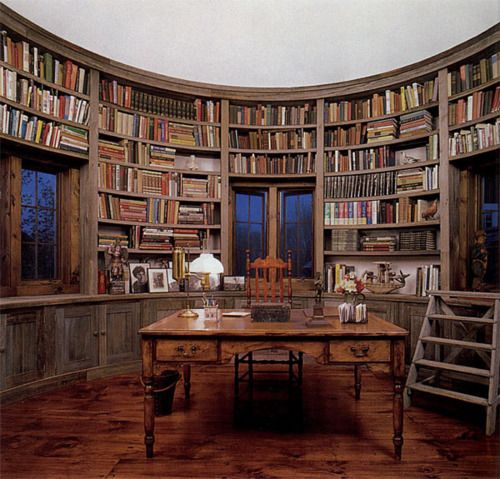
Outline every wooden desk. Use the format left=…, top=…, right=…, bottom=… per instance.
left=139, top=308, right=407, bottom=459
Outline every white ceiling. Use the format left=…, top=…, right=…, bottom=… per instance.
left=3, top=0, right=499, bottom=87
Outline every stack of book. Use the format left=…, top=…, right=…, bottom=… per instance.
left=172, top=229, right=201, bottom=248
left=416, top=264, right=440, bottom=296
left=399, top=110, right=433, bottom=138
left=59, top=125, right=88, bottom=153
left=119, top=198, right=147, bottom=222
left=396, top=169, right=425, bottom=192
left=168, top=122, right=196, bottom=146
left=178, top=204, right=215, bottom=224
left=181, top=177, right=209, bottom=197
left=139, top=228, right=173, bottom=250
left=149, top=145, right=176, bottom=168
left=366, top=119, right=398, bottom=143
left=98, top=233, right=128, bottom=248
left=330, top=229, right=359, bottom=251
left=98, top=139, right=127, bottom=162
left=399, top=230, right=436, bottom=251
left=360, top=234, right=397, bottom=252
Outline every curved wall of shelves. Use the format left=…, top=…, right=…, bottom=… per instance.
left=0, top=3, right=499, bottom=400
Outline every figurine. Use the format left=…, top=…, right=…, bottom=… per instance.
left=314, top=272, right=323, bottom=304
left=422, top=199, right=439, bottom=220
left=104, top=239, right=128, bottom=294
left=471, top=229, right=488, bottom=291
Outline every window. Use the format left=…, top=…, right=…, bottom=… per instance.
left=21, top=167, right=58, bottom=280
left=480, top=168, right=499, bottom=288
left=232, top=186, right=314, bottom=277
left=234, top=190, right=267, bottom=276
left=280, top=190, right=313, bottom=277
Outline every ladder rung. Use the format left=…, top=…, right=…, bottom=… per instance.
left=428, top=314, right=494, bottom=324
left=414, top=359, right=491, bottom=377
left=421, top=336, right=493, bottom=351
left=407, top=382, right=488, bottom=406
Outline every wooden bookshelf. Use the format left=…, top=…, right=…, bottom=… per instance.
left=0, top=2, right=498, bottom=299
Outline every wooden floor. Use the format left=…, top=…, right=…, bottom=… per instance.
left=1, top=364, right=499, bottom=479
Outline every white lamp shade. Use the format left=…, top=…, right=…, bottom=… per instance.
left=190, top=253, right=224, bottom=274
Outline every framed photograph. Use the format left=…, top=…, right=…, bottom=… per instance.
left=166, top=268, right=180, bottom=292
left=223, top=275, right=245, bottom=291
left=148, top=268, right=168, bottom=293
left=129, top=263, right=149, bottom=293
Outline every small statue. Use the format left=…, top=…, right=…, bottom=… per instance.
left=104, top=239, right=128, bottom=294
left=471, top=229, right=488, bottom=291
left=314, top=272, right=323, bottom=304
left=422, top=199, right=439, bottom=220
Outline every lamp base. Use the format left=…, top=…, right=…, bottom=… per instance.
left=178, top=309, right=199, bottom=319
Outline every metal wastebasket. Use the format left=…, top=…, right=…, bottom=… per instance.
left=154, top=370, right=180, bottom=416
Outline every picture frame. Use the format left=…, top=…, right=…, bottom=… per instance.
left=223, top=275, right=245, bottom=291
left=129, top=262, right=149, bottom=293
left=148, top=268, right=169, bottom=293
left=166, top=268, right=180, bottom=291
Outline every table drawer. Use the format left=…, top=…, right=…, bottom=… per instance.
left=156, top=339, right=218, bottom=362
left=329, top=340, right=390, bottom=363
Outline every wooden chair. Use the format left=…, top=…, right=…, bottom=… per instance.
left=234, top=249, right=303, bottom=396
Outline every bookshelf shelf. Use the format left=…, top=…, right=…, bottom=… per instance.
left=324, top=160, right=440, bottom=177
left=324, top=250, right=440, bottom=257
left=97, top=187, right=221, bottom=202
left=448, top=110, right=499, bottom=132
left=448, top=140, right=499, bottom=162
left=0, top=60, right=91, bottom=100
left=97, top=247, right=221, bottom=255
left=98, top=218, right=221, bottom=228
left=228, top=148, right=316, bottom=154
left=324, top=101, right=439, bottom=127
left=324, top=189, right=440, bottom=203
left=324, top=130, right=438, bottom=151
left=325, top=220, right=440, bottom=230
left=228, top=123, right=317, bottom=130
left=0, top=131, right=88, bottom=161
left=98, top=157, right=219, bottom=175
left=229, top=173, right=316, bottom=179
left=448, top=76, right=500, bottom=102
left=0, top=96, right=90, bottom=130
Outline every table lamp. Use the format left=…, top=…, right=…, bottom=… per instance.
left=190, top=253, right=224, bottom=291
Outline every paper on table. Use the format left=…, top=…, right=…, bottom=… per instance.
left=222, top=311, right=251, bottom=317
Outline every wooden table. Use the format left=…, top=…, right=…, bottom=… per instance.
left=139, top=308, right=408, bottom=459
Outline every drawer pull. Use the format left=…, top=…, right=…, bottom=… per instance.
left=190, top=345, right=200, bottom=354
left=350, top=345, right=370, bottom=357
left=175, top=345, right=185, bottom=353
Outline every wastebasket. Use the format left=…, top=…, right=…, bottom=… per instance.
left=154, top=370, right=180, bottom=416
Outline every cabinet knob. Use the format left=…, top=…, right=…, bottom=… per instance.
left=190, top=345, right=200, bottom=354
left=350, top=345, right=370, bottom=357
left=176, top=345, right=185, bottom=353
left=93, top=331, right=99, bottom=337
left=100, top=330, right=106, bottom=336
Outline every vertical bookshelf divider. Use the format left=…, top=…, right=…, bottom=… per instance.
left=315, top=98, right=325, bottom=276
left=220, top=99, right=230, bottom=273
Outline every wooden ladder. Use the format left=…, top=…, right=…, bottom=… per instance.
left=404, top=290, right=500, bottom=435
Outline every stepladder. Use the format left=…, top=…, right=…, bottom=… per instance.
left=404, top=290, right=500, bottom=435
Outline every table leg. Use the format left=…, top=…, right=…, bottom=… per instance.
left=392, top=339, right=405, bottom=460
left=183, top=364, right=191, bottom=399
left=354, top=365, right=361, bottom=400
left=142, top=338, right=155, bottom=458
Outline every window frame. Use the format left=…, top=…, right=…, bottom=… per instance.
left=1, top=151, right=80, bottom=296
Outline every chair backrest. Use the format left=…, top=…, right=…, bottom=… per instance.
left=246, top=249, right=292, bottom=306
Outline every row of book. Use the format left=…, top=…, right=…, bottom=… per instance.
left=98, top=138, right=176, bottom=168
left=0, top=104, right=88, bottom=152
left=396, top=165, right=439, bottom=192
left=447, top=52, right=499, bottom=96
left=324, top=263, right=356, bottom=293
left=99, top=78, right=220, bottom=122
left=325, top=111, right=434, bottom=147
left=1, top=68, right=89, bottom=125
left=99, top=106, right=220, bottom=147
left=329, top=229, right=437, bottom=252
left=448, top=119, right=500, bottom=157
left=324, top=78, right=438, bottom=123
left=323, top=198, right=439, bottom=225
left=324, top=147, right=395, bottom=172
left=98, top=228, right=205, bottom=250
left=325, top=171, right=398, bottom=198
left=229, top=153, right=315, bottom=175
left=0, top=31, right=88, bottom=94
left=415, top=264, right=440, bottom=297
left=229, top=103, right=317, bottom=126
left=98, top=193, right=219, bottom=225
left=448, top=86, right=500, bottom=126
left=229, top=129, right=316, bottom=150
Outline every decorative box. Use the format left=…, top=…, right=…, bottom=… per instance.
left=251, top=303, right=291, bottom=322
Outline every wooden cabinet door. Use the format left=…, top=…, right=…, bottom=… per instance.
left=56, top=305, right=98, bottom=374
left=1, top=310, right=44, bottom=389
left=399, top=302, right=428, bottom=363
left=103, top=302, right=141, bottom=364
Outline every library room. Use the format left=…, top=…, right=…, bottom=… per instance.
left=0, top=1, right=499, bottom=477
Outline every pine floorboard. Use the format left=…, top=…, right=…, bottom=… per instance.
left=1, top=365, right=499, bottom=479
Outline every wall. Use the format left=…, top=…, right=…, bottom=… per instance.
left=3, top=0, right=499, bottom=87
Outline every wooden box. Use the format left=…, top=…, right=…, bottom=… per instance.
left=251, top=303, right=291, bottom=322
